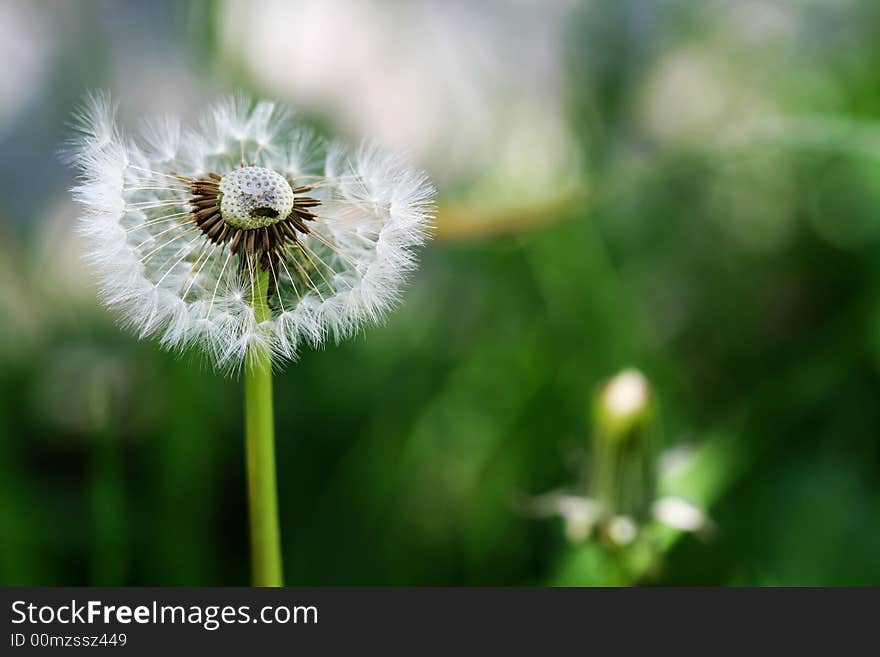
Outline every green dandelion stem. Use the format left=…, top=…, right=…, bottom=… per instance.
left=244, top=267, right=284, bottom=587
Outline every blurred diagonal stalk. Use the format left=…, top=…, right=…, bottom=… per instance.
left=432, top=187, right=589, bottom=242
left=728, top=115, right=880, bottom=158
left=244, top=270, right=283, bottom=587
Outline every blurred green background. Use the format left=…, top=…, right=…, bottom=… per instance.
left=2, top=0, right=880, bottom=586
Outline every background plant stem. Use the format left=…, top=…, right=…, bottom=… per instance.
left=244, top=269, right=283, bottom=587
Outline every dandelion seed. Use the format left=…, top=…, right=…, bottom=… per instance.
left=68, top=92, right=435, bottom=373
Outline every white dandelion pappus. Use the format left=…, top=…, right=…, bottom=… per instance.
left=68, top=93, right=435, bottom=373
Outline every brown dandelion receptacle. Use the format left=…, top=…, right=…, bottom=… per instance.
left=186, top=166, right=322, bottom=271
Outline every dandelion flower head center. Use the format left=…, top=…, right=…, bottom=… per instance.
left=218, top=166, right=294, bottom=230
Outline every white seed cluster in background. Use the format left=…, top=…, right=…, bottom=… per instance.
left=219, top=166, right=295, bottom=230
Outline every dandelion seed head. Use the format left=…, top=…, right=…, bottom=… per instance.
left=219, top=166, right=294, bottom=230
left=68, top=93, right=435, bottom=373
